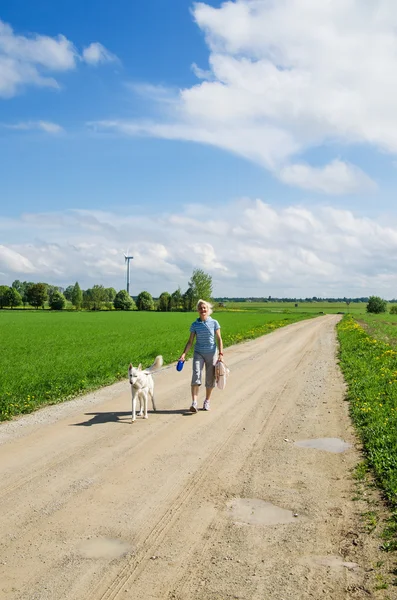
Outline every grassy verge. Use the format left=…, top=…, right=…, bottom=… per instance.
left=337, top=315, right=397, bottom=549
left=1, top=309, right=315, bottom=421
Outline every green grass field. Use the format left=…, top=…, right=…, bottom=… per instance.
left=219, top=300, right=367, bottom=314
left=355, top=312, right=397, bottom=347
left=0, top=309, right=316, bottom=421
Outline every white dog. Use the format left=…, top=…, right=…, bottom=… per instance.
left=128, top=355, right=163, bottom=422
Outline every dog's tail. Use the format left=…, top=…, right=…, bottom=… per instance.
left=146, top=355, right=163, bottom=373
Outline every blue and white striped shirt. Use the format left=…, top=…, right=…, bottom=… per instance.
left=190, top=317, right=220, bottom=354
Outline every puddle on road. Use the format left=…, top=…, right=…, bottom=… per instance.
left=294, top=438, right=351, bottom=453
left=78, top=537, right=131, bottom=559
left=227, top=498, right=297, bottom=526
left=302, top=555, right=359, bottom=570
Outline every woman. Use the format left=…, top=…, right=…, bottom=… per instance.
left=179, top=299, right=224, bottom=412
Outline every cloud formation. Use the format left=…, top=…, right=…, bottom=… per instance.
left=1, top=199, right=397, bottom=298
left=0, top=19, right=117, bottom=97
left=82, top=42, right=117, bottom=66
left=92, top=0, right=397, bottom=194
left=278, top=160, right=377, bottom=195
left=3, top=120, right=63, bottom=133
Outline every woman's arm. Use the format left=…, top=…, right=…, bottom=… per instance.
left=216, top=328, right=224, bottom=361
left=179, top=332, right=195, bottom=361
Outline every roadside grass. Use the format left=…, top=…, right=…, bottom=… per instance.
left=1, top=309, right=315, bottom=421
left=337, top=315, right=397, bottom=554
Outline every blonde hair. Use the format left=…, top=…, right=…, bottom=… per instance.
left=196, top=299, right=213, bottom=315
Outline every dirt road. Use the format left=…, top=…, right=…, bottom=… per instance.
left=0, top=315, right=390, bottom=599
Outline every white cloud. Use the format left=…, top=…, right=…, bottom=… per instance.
left=0, top=19, right=117, bottom=97
left=0, top=245, right=36, bottom=274
left=191, top=62, right=212, bottom=80
left=37, top=121, right=63, bottom=134
left=278, top=160, right=377, bottom=195
left=125, top=82, right=178, bottom=106
left=2, top=199, right=397, bottom=298
left=3, top=120, right=63, bottom=133
left=92, top=0, right=397, bottom=193
left=93, top=119, right=299, bottom=169
left=82, top=42, right=117, bottom=66
left=0, top=20, right=77, bottom=70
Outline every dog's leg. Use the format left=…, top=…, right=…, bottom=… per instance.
left=148, top=377, right=156, bottom=412
left=131, top=388, right=136, bottom=423
left=143, top=390, right=148, bottom=419
left=151, top=389, right=157, bottom=412
left=138, top=392, right=144, bottom=417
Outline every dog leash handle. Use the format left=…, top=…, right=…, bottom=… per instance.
left=176, top=360, right=185, bottom=372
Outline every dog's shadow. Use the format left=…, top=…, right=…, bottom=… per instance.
left=71, top=409, right=188, bottom=427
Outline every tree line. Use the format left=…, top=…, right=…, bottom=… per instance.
left=0, top=269, right=213, bottom=312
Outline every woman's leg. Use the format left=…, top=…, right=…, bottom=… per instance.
left=205, top=386, right=214, bottom=400
left=190, top=353, right=204, bottom=411
left=191, top=385, right=199, bottom=403
left=204, top=352, right=216, bottom=407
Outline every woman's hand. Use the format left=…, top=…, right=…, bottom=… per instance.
left=179, top=352, right=186, bottom=362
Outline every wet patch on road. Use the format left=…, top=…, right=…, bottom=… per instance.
left=78, top=537, right=131, bottom=559
left=227, top=498, right=298, bottom=526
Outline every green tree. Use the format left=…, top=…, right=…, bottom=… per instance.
left=49, top=290, right=66, bottom=310
left=91, top=285, right=107, bottom=310
left=12, top=280, right=25, bottom=296
left=22, top=282, right=34, bottom=306
left=188, top=268, right=213, bottom=306
left=114, top=289, right=135, bottom=310
left=182, top=287, right=194, bottom=311
left=105, top=287, right=117, bottom=302
left=46, top=285, right=61, bottom=305
left=71, top=282, right=83, bottom=310
left=103, top=287, right=117, bottom=310
left=390, top=305, right=397, bottom=315
left=83, top=285, right=107, bottom=310
left=171, top=287, right=183, bottom=311
left=136, top=291, right=154, bottom=311
left=158, top=291, right=171, bottom=312
left=5, top=287, right=22, bottom=309
left=0, top=285, right=10, bottom=309
left=26, top=283, right=48, bottom=309
left=82, top=289, right=92, bottom=310
left=366, top=296, right=387, bottom=314
left=64, top=285, right=75, bottom=301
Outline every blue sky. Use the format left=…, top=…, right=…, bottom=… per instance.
left=2, top=0, right=397, bottom=298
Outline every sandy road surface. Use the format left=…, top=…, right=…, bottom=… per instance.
left=0, top=315, right=390, bottom=600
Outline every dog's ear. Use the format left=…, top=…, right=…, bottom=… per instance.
left=138, top=363, right=142, bottom=370
left=129, top=363, right=132, bottom=369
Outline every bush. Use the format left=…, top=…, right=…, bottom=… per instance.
left=136, top=291, right=154, bottom=311
left=366, top=296, right=387, bottom=314
left=114, top=290, right=135, bottom=310
left=49, top=290, right=66, bottom=310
